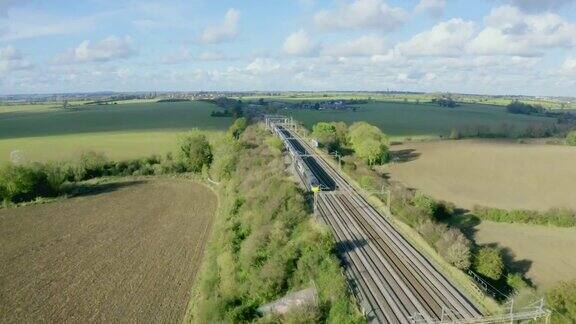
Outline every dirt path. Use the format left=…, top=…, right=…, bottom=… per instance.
left=0, top=178, right=216, bottom=323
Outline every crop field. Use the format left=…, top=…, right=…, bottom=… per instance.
left=0, top=101, right=231, bottom=162
left=0, top=178, right=216, bottom=323
left=242, top=93, right=574, bottom=109
left=287, top=102, right=556, bottom=139
left=473, top=221, right=576, bottom=289
left=387, top=139, right=576, bottom=211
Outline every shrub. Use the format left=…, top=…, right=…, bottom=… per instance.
left=417, top=221, right=445, bottom=246
left=567, top=131, right=576, bottom=146
left=506, top=273, right=528, bottom=292
left=264, top=136, right=284, bottom=154
left=228, top=117, right=248, bottom=140
left=507, top=101, right=545, bottom=115
left=312, top=122, right=339, bottom=151
left=0, top=163, right=58, bottom=203
left=73, top=151, right=109, bottom=181
left=435, top=228, right=471, bottom=270
left=178, top=130, right=213, bottom=173
left=473, top=246, right=504, bottom=281
left=546, top=280, right=576, bottom=322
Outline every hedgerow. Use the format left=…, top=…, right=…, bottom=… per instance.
left=472, top=206, right=576, bottom=227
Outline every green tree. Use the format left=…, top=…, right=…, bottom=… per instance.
left=228, top=117, right=247, bottom=140
left=178, top=130, right=213, bottom=173
left=312, top=122, right=338, bottom=151
left=435, top=228, right=471, bottom=270
left=566, top=131, right=576, bottom=146
left=348, top=122, right=390, bottom=165
left=474, top=246, right=504, bottom=280
left=331, top=121, right=348, bottom=147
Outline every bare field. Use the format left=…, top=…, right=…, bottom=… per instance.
left=388, top=139, right=576, bottom=211
left=473, top=221, right=576, bottom=289
left=0, top=178, right=216, bottom=323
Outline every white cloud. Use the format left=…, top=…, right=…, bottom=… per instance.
left=415, top=0, right=446, bottom=18
left=0, top=46, right=33, bottom=74
left=562, top=57, right=576, bottom=74
left=0, top=9, right=108, bottom=42
left=314, top=0, right=407, bottom=32
left=502, top=0, right=575, bottom=12
left=322, top=35, right=388, bottom=57
left=282, top=30, right=318, bottom=56
left=467, top=6, right=576, bottom=56
left=161, top=49, right=192, bottom=64
left=199, top=9, right=240, bottom=44
left=56, top=36, right=137, bottom=64
left=246, top=58, right=281, bottom=74
left=397, top=18, right=475, bottom=57
left=198, top=51, right=228, bottom=61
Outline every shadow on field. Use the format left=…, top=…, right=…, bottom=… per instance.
left=335, top=238, right=368, bottom=255
left=66, top=180, right=147, bottom=198
left=390, top=149, right=421, bottom=163
left=449, top=211, right=479, bottom=239
left=452, top=215, right=535, bottom=285
left=499, top=246, right=534, bottom=283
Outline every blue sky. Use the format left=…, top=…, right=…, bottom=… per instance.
left=1, top=0, right=575, bottom=96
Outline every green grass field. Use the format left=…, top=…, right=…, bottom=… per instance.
left=0, top=101, right=231, bottom=162
left=241, top=92, right=575, bottom=109
left=286, top=102, right=557, bottom=139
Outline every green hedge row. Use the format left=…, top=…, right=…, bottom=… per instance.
left=472, top=206, right=576, bottom=227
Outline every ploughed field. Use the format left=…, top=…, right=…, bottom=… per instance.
left=0, top=101, right=231, bottom=162
left=387, top=139, right=576, bottom=211
left=0, top=179, right=216, bottom=323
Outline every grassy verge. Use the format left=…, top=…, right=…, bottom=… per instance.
left=186, top=125, right=362, bottom=323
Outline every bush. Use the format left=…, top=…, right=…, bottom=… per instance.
left=473, top=246, right=504, bottom=281
left=506, top=273, right=528, bottom=292
left=211, top=138, right=240, bottom=181
left=74, top=151, right=109, bottom=181
left=312, top=122, right=339, bottom=151
left=265, top=136, right=284, bottom=154
left=0, top=163, right=59, bottom=203
left=507, top=101, right=545, bottom=115
left=435, top=228, right=471, bottom=270
left=178, top=130, right=213, bottom=173
left=228, top=117, right=248, bottom=140
left=546, top=280, right=576, bottom=322
left=567, top=131, right=576, bottom=146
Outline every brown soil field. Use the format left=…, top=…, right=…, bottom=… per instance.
left=0, top=178, right=216, bottom=323
left=473, top=221, right=576, bottom=289
left=388, top=139, right=576, bottom=211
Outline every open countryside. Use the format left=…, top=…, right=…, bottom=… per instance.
left=2, top=0, right=576, bottom=323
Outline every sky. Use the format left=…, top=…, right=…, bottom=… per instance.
left=0, top=0, right=575, bottom=96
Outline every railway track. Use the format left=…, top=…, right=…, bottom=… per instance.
left=276, top=125, right=482, bottom=323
